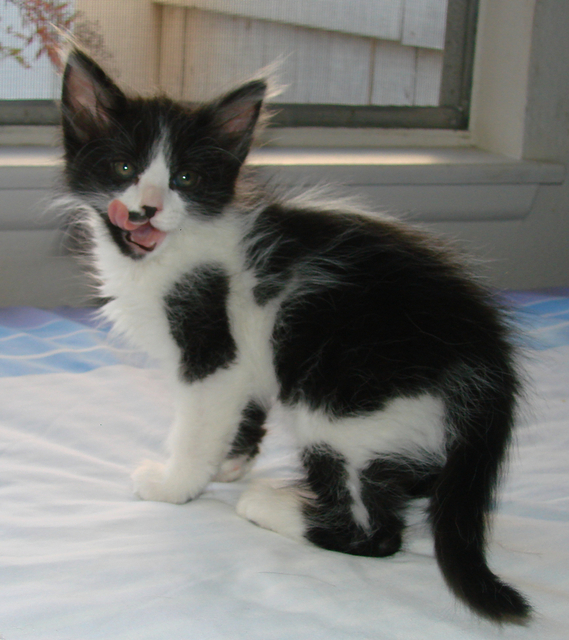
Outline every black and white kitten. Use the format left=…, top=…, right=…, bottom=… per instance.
left=60, top=49, right=531, bottom=624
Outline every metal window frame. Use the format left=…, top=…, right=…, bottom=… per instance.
left=0, top=0, right=478, bottom=130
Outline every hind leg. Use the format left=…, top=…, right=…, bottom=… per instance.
left=237, top=445, right=417, bottom=557
left=301, top=445, right=408, bottom=557
left=236, top=480, right=310, bottom=540
left=213, top=400, right=267, bottom=482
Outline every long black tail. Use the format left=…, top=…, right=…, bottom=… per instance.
left=429, top=364, right=532, bottom=623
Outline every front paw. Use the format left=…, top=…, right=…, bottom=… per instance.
left=131, top=460, right=197, bottom=504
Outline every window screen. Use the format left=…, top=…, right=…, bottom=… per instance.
left=0, top=0, right=478, bottom=129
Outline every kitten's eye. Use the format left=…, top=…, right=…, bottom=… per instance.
left=112, top=161, right=136, bottom=180
left=172, top=169, right=200, bottom=190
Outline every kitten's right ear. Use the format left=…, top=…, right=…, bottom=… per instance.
left=61, top=49, right=125, bottom=141
left=211, top=79, right=267, bottom=164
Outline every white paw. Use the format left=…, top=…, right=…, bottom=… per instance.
left=131, top=460, right=197, bottom=504
left=213, top=455, right=254, bottom=483
left=236, top=480, right=307, bottom=542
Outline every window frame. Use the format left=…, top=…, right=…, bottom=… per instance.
left=270, top=0, right=479, bottom=130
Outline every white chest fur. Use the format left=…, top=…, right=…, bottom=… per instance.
left=91, top=207, right=279, bottom=403
left=92, top=209, right=248, bottom=362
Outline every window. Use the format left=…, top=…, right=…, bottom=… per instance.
left=0, top=0, right=478, bottom=129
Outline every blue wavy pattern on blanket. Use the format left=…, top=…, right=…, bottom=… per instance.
left=0, top=308, right=121, bottom=377
left=504, top=289, right=569, bottom=351
left=1, top=290, right=568, bottom=377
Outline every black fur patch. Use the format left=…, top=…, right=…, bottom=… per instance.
left=165, top=265, right=237, bottom=382
left=254, top=205, right=515, bottom=419
left=227, top=400, right=267, bottom=459
left=302, top=445, right=405, bottom=557
left=360, top=455, right=442, bottom=500
left=359, top=455, right=442, bottom=556
left=301, top=445, right=362, bottom=553
left=245, top=204, right=312, bottom=304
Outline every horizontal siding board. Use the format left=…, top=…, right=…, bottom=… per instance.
left=371, top=41, right=416, bottom=106
left=0, top=189, right=52, bottom=230
left=157, top=0, right=404, bottom=41
left=182, top=11, right=275, bottom=101
left=178, top=10, right=372, bottom=104
left=402, top=0, right=448, bottom=49
left=159, top=4, right=447, bottom=109
left=414, top=48, right=443, bottom=105
left=0, top=230, right=91, bottom=307
left=282, top=28, right=371, bottom=104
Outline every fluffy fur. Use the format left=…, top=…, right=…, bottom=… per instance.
left=59, top=49, right=531, bottom=624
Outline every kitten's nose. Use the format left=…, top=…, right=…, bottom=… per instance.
left=142, top=205, right=158, bottom=218
left=128, top=207, right=156, bottom=223
left=140, top=185, right=164, bottom=213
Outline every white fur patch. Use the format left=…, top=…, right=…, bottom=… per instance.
left=287, top=394, right=446, bottom=471
left=132, top=459, right=190, bottom=504
left=91, top=173, right=281, bottom=505
left=236, top=480, right=308, bottom=541
left=346, top=465, right=371, bottom=530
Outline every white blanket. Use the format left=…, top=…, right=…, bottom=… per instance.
left=1, top=295, right=568, bottom=639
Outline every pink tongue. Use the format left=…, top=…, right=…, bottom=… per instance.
left=107, top=199, right=166, bottom=252
left=108, top=199, right=138, bottom=231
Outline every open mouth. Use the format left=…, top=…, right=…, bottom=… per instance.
left=107, top=199, right=167, bottom=255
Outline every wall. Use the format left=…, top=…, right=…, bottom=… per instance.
left=428, top=0, right=569, bottom=290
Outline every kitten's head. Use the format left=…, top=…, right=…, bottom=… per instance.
left=61, top=49, right=266, bottom=259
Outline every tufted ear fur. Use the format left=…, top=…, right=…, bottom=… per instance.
left=61, top=49, right=126, bottom=142
left=210, top=79, right=267, bottom=164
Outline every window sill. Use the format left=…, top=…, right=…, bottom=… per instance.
left=251, top=146, right=565, bottom=222
left=0, top=144, right=564, bottom=230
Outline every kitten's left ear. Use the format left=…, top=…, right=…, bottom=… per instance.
left=213, top=80, right=267, bottom=163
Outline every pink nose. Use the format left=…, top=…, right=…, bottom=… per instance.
left=140, top=185, right=163, bottom=212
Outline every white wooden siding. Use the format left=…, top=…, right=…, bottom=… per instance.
left=0, top=0, right=448, bottom=106
left=174, top=9, right=373, bottom=104
left=160, top=0, right=406, bottom=42
left=158, top=1, right=448, bottom=106
left=371, top=41, right=416, bottom=106
left=159, top=0, right=449, bottom=50
left=402, top=0, right=448, bottom=50
left=414, top=48, right=445, bottom=106
left=158, top=6, right=187, bottom=100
